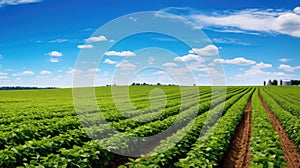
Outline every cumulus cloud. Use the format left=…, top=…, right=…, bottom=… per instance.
left=189, top=45, right=219, bottom=56
left=12, top=71, right=34, bottom=76
left=50, top=58, right=59, bottom=63
left=294, top=7, right=300, bottom=14
left=235, top=62, right=284, bottom=80
left=103, top=58, right=117, bottom=65
left=213, top=57, right=256, bottom=66
left=0, top=0, right=41, bottom=7
left=66, top=68, right=82, bottom=75
left=279, top=58, right=289, bottom=63
left=174, top=54, right=201, bottom=62
left=153, top=70, right=166, bottom=75
left=104, top=51, right=136, bottom=57
left=115, top=60, right=136, bottom=70
left=86, top=35, right=107, bottom=43
left=77, top=44, right=94, bottom=49
left=47, top=51, right=62, bottom=57
left=87, top=68, right=100, bottom=73
left=279, top=64, right=300, bottom=72
left=162, top=62, right=178, bottom=67
left=0, top=72, right=8, bottom=75
left=40, top=70, right=52, bottom=75
left=253, top=62, right=272, bottom=69
left=148, top=57, right=155, bottom=65
left=162, top=7, right=300, bottom=37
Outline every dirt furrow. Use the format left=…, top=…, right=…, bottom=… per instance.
left=222, top=98, right=252, bottom=168
left=259, top=93, right=300, bottom=168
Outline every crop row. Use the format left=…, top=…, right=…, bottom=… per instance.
left=20, top=88, right=250, bottom=167
left=174, top=88, right=253, bottom=167
left=262, top=87, right=300, bottom=118
left=260, top=89, right=300, bottom=149
left=125, top=88, right=253, bottom=167
left=249, top=89, right=286, bottom=167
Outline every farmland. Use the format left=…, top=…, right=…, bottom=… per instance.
left=0, top=86, right=299, bottom=167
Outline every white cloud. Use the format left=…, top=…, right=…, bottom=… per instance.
left=294, top=7, right=300, bottom=14
left=235, top=62, right=284, bottom=80
left=0, top=72, right=8, bottom=75
left=87, top=68, right=100, bottom=73
left=213, top=57, right=256, bottom=66
left=77, top=44, right=94, bottom=49
left=15, top=77, right=23, bottom=83
left=21, top=71, right=34, bottom=75
left=66, top=68, right=82, bottom=75
left=148, top=57, right=155, bottom=65
left=163, top=7, right=300, bottom=37
left=86, top=35, right=107, bottom=43
left=189, top=45, right=219, bottom=56
left=103, top=58, right=117, bottom=65
left=153, top=70, right=166, bottom=75
left=115, top=60, right=136, bottom=70
left=279, top=58, right=289, bottom=63
left=47, top=51, right=62, bottom=57
left=49, top=39, right=68, bottom=43
left=0, top=76, right=8, bottom=79
left=104, top=51, right=136, bottom=57
left=278, top=64, right=300, bottom=72
left=174, top=54, right=201, bottom=62
left=162, top=62, right=178, bottom=67
left=254, top=62, right=272, bottom=69
left=50, top=58, right=59, bottom=63
left=40, top=70, right=52, bottom=75
left=12, top=71, right=34, bottom=76
left=212, top=38, right=250, bottom=46
left=0, top=0, right=41, bottom=7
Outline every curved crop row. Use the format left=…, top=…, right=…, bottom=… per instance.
left=124, top=88, right=251, bottom=167
left=29, top=88, right=249, bottom=167
left=262, top=87, right=300, bottom=118
left=174, top=88, right=253, bottom=167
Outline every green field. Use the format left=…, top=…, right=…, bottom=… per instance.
left=0, top=86, right=299, bottom=167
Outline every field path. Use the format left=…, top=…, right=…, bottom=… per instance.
left=259, top=92, right=300, bottom=168
left=222, top=98, right=252, bottom=168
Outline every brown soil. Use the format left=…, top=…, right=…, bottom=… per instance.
left=259, top=93, right=300, bottom=168
left=104, top=155, right=135, bottom=168
left=222, top=98, right=252, bottom=168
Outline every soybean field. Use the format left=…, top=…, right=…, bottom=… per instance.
left=0, top=86, right=299, bottom=167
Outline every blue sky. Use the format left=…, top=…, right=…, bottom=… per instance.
left=0, top=0, right=300, bottom=87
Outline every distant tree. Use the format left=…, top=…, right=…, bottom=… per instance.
left=263, top=81, right=266, bottom=86
left=280, top=80, right=283, bottom=86
left=272, top=79, right=278, bottom=86
left=291, top=80, right=300, bottom=85
left=131, top=82, right=136, bottom=86
left=157, top=83, right=161, bottom=86
left=267, top=80, right=272, bottom=86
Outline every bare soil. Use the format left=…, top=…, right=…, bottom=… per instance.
left=259, top=93, right=300, bottom=168
left=222, top=98, right=252, bottom=168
